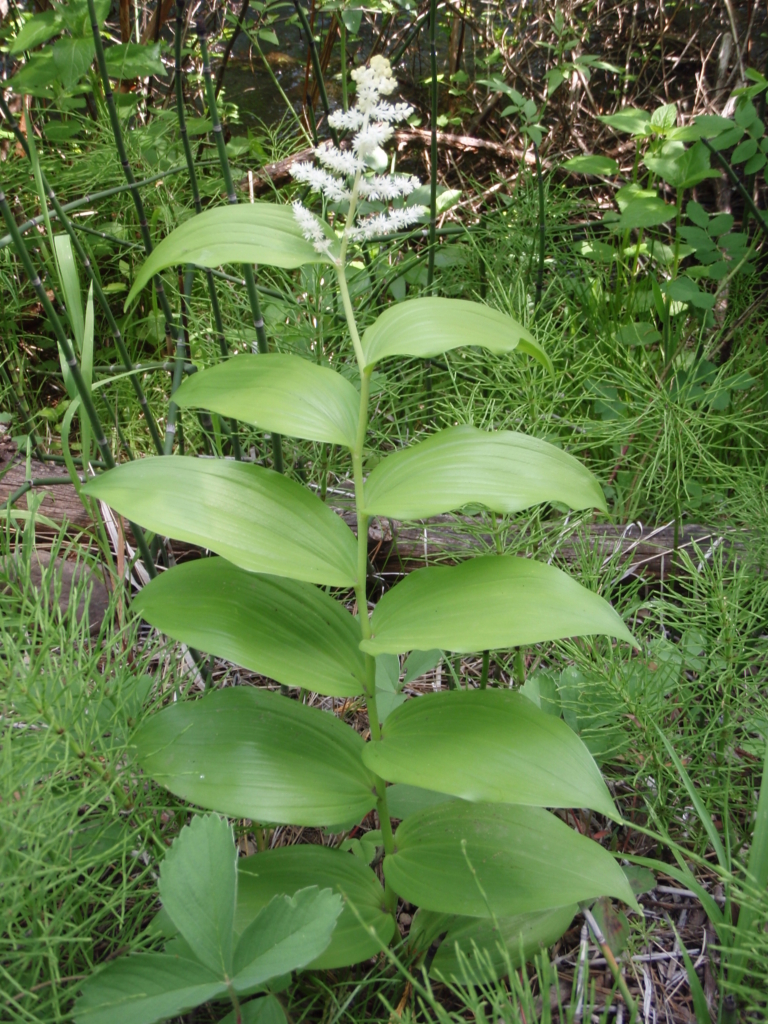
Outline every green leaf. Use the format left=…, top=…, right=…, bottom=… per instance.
left=10, top=10, right=63, bottom=54
left=613, top=197, right=675, bottom=230
left=360, top=298, right=552, bottom=373
left=232, top=887, right=342, bottom=991
left=133, top=559, right=365, bottom=697
left=158, top=814, right=236, bottom=976
left=644, top=143, right=718, bottom=189
left=361, top=556, right=636, bottom=656
left=104, top=42, right=165, bottom=79
left=125, top=204, right=328, bottom=307
left=662, top=277, right=716, bottom=310
left=133, top=688, right=377, bottom=826
left=597, top=108, right=651, bottom=135
left=686, top=200, right=710, bottom=229
left=173, top=354, right=360, bottom=448
left=83, top=457, right=357, bottom=587
left=363, top=425, right=606, bottom=519
left=622, top=866, right=656, bottom=895
left=219, top=995, right=287, bottom=1024
left=429, top=904, right=577, bottom=980
left=650, top=103, right=677, bottom=132
left=237, top=845, right=395, bottom=968
left=563, top=155, right=619, bottom=176
left=52, top=36, right=95, bottom=90
left=615, top=322, right=661, bottom=347
left=73, top=955, right=226, bottom=1024
left=52, top=233, right=84, bottom=401
left=386, top=801, right=639, bottom=917
left=402, top=649, right=442, bottom=686
left=365, top=690, right=616, bottom=817
left=386, top=783, right=458, bottom=820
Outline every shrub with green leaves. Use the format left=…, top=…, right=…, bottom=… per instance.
left=79, top=56, right=638, bottom=1011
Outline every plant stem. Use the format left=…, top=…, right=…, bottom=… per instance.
left=426, top=0, right=438, bottom=290
left=339, top=21, right=349, bottom=111
left=292, top=0, right=339, bottom=147
left=533, top=141, right=545, bottom=309
left=335, top=177, right=397, bottom=911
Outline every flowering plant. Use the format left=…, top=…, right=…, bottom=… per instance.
left=290, top=55, right=426, bottom=259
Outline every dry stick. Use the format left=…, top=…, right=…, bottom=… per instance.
left=87, top=0, right=185, bottom=456
left=0, top=91, right=165, bottom=457
left=195, top=18, right=283, bottom=472
left=0, top=191, right=156, bottom=577
left=174, top=0, right=242, bottom=460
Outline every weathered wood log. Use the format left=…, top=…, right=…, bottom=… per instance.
left=0, top=455, right=90, bottom=528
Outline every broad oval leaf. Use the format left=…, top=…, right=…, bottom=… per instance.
left=237, top=845, right=395, bottom=968
left=364, top=690, right=617, bottom=818
left=360, top=556, right=636, bottom=656
left=83, top=457, right=357, bottom=587
left=387, top=784, right=458, bottom=820
left=158, top=814, right=237, bottom=976
left=174, top=354, right=360, bottom=449
left=428, top=904, right=577, bottom=980
left=360, top=298, right=552, bottom=373
left=563, top=155, right=618, bottom=176
left=232, top=887, right=343, bottom=991
left=133, top=688, right=377, bottom=826
left=384, top=801, right=639, bottom=918
left=73, top=955, right=226, bottom=1024
left=133, top=559, right=365, bottom=697
left=219, top=995, right=286, bottom=1024
left=125, top=203, right=328, bottom=307
left=363, top=425, right=606, bottom=519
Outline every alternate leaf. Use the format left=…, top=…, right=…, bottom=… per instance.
left=644, top=143, right=718, bottom=189
left=427, top=904, right=577, bottom=980
left=104, top=42, right=165, bottom=79
left=10, top=10, right=63, bottom=54
left=173, top=354, right=360, bottom=448
left=158, top=814, right=236, bottom=976
left=386, top=783, right=458, bottom=820
left=133, top=688, right=377, bottom=826
left=363, top=690, right=617, bottom=818
left=51, top=36, right=95, bottom=90
left=232, top=887, right=342, bottom=991
left=133, top=559, right=366, bottom=697
left=613, top=197, right=675, bottom=230
left=597, top=108, right=651, bottom=135
left=385, top=801, right=639, bottom=918
left=219, top=996, right=287, bottom=1024
left=361, top=556, right=636, bottom=656
left=363, top=425, right=606, bottom=519
left=360, top=298, right=552, bottom=373
left=83, top=457, right=358, bottom=587
left=563, top=155, right=618, bottom=176
left=237, top=845, right=395, bottom=968
left=125, top=204, right=329, bottom=307
left=73, top=955, right=226, bottom=1024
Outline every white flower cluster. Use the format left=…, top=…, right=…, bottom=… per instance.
left=290, top=55, right=426, bottom=256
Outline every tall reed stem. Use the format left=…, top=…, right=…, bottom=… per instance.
left=0, top=91, right=165, bottom=457
left=426, top=0, right=438, bottom=290
left=174, top=0, right=241, bottom=460
left=0, top=191, right=156, bottom=577
left=196, top=19, right=283, bottom=473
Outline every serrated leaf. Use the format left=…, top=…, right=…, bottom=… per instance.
left=125, top=204, right=329, bottom=307
left=360, top=555, right=636, bottom=656
left=133, top=559, right=366, bottom=697
left=650, top=103, right=677, bottom=131
left=173, top=354, right=360, bottom=448
left=363, top=690, right=617, bottom=817
left=159, top=814, right=236, bottom=976
left=133, top=688, right=377, bottom=827
left=385, top=801, right=639, bottom=917
left=52, top=36, right=95, bottom=90
left=237, top=845, right=395, bottom=968
left=104, top=42, right=165, bottom=79
left=360, top=298, right=551, bottom=373
left=73, top=955, right=226, bottom=1024
left=613, top=197, right=676, bottom=230
left=363, top=425, right=605, bottom=519
left=563, top=155, right=618, bottom=176
left=83, top=457, right=358, bottom=587
left=10, top=10, right=63, bottom=54
left=232, top=887, right=342, bottom=991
